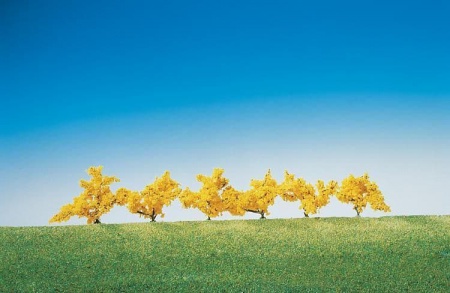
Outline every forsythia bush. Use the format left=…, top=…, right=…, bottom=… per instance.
left=178, top=168, right=229, bottom=220
left=278, top=171, right=338, bottom=217
left=49, top=166, right=120, bottom=224
left=50, top=166, right=391, bottom=224
left=336, top=173, right=391, bottom=216
left=240, top=169, right=278, bottom=219
left=115, top=171, right=181, bottom=222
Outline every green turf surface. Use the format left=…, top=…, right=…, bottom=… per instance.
left=1, top=216, right=449, bottom=292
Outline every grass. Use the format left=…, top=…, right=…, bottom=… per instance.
left=1, top=216, right=449, bottom=292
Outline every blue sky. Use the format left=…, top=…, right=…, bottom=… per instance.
left=1, top=0, right=449, bottom=226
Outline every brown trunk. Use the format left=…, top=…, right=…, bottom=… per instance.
left=304, top=212, right=309, bottom=218
left=244, top=209, right=267, bottom=219
left=94, top=219, right=101, bottom=224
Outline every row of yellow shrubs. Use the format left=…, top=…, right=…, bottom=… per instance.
left=50, top=166, right=391, bottom=224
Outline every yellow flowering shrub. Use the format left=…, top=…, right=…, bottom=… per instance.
left=279, top=171, right=337, bottom=217
left=336, top=173, right=391, bottom=216
left=240, top=169, right=278, bottom=219
left=116, top=171, right=181, bottom=222
left=178, top=168, right=229, bottom=220
left=49, top=166, right=120, bottom=224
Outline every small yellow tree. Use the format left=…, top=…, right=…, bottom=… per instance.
left=241, top=169, right=278, bottom=219
left=178, top=168, right=228, bottom=220
left=336, top=173, right=391, bottom=216
left=116, top=171, right=181, bottom=222
left=279, top=171, right=314, bottom=217
left=279, top=171, right=337, bottom=217
left=49, top=166, right=120, bottom=224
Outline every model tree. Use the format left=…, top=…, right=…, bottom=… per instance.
left=178, top=168, right=229, bottom=220
left=49, top=166, right=120, bottom=224
left=241, top=169, right=278, bottom=219
left=278, top=171, right=315, bottom=217
left=336, top=173, right=391, bottom=216
left=279, top=171, right=337, bottom=217
left=116, top=171, right=181, bottom=222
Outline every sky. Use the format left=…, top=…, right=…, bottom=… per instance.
left=1, top=0, right=449, bottom=226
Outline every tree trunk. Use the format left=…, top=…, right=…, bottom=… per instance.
left=94, top=219, right=101, bottom=224
left=151, top=209, right=156, bottom=222
left=207, top=216, right=211, bottom=221
left=260, top=212, right=266, bottom=219
left=304, top=212, right=309, bottom=218
left=355, top=207, right=361, bottom=217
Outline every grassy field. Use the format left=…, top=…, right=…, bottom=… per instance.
left=1, top=216, right=449, bottom=292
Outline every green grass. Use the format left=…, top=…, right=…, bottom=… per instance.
left=1, top=216, right=449, bottom=292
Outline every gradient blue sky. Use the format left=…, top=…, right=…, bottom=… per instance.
left=1, top=0, right=449, bottom=226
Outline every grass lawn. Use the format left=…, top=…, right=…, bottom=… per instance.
left=1, top=215, right=449, bottom=292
